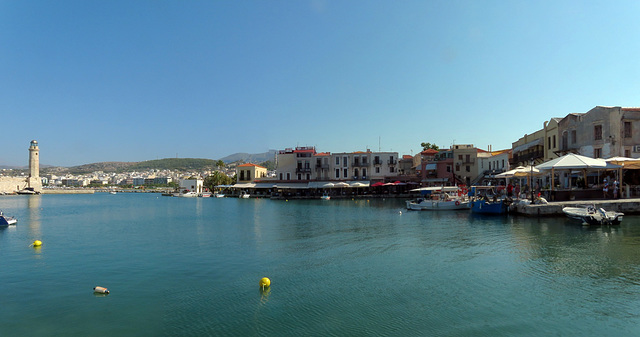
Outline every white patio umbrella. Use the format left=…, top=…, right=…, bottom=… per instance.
left=495, top=166, right=541, bottom=178
left=535, top=153, right=621, bottom=191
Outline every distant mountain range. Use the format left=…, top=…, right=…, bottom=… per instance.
left=4, top=150, right=278, bottom=174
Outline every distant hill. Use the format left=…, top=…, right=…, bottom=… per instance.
left=34, top=150, right=278, bottom=174
left=219, top=150, right=276, bottom=164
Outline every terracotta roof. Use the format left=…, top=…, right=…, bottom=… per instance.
left=622, top=108, right=640, bottom=111
left=238, top=163, right=266, bottom=169
left=421, top=149, right=439, bottom=155
left=315, top=152, right=330, bottom=156
left=402, top=155, right=413, bottom=159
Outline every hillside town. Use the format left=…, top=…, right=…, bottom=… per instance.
left=2, top=106, right=640, bottom=201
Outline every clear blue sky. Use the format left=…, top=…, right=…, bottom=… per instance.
left=2, top=0, right=639, bottom=167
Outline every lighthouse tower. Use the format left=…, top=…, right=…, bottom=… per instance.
left=27, top=140, right=42, bottom=192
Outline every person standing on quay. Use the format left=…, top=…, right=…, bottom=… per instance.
left=603, top=179, right=609, bottom=199
left=613, top=179, right=619, bottom=199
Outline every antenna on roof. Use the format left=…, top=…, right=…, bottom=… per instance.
left=378, top=136, right=381, bottom=152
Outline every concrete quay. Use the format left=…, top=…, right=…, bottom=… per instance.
left=514, top=199, right=640, bottom=216
left=41, top=189, right=95, bottom=194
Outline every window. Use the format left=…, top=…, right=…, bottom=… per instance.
left=306, top=174, right=310, bottom=180
left=548, top=137, right=551, bottom=149
left=362, top=168, right=367, bottom=177
left=466, top=165, right=470, bottom=172
left=625, top=149, right=631, bottom=158
left=502, top=160, right=504, bottom=168
left=247, top=171, right=251, bottom=180
left=343, top=157, right=348, bottom=167
left=375, top=167, right=380, bottom=173
left=390, top=167, right=395, bottom=173
left=343, top=168, right=348, bottom=177
left=286, top=173, right=291, bottom=180
left=624, top=121, right=632, bottom=138
left=279, top=173, right=283, bottom=180
left=594, top=125, right=602, bottom=140
left=571, top=130, right=577, bottom=144
left=335, top=157, right=340, bottom=165
left=335, top=169, right=340, bottom=178
left=552, top=135, right=556, bottom=148
left=362, top=156, right=368, bottom=164
left=240, top=171, right=245, bottom=180
left=354, top=168, right=359, bottom=178
left=447, top=165, right=451, bottom=173
left=374, top=156, right=380, bottom=164
left=458, top=155, right=463, bottom=160
left=594, top=148, right=602, bottom=158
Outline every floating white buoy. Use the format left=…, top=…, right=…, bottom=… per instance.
left=93, top=286, right=109, bottom=294
left=399, top=211, right=402, bottom=215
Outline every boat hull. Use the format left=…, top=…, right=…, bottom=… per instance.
left=471, top=199, right=507, bottom=214
left=0, top=215, right=17, bottom=226
left=406, top=199, right=469, bottom=211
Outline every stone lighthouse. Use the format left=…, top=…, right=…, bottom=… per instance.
left=27, top=140, right=42, bottom=192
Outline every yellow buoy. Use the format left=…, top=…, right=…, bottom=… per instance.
left=259, top=277, right=271, bottom=290
left=33, top=240, right=42, bottom=247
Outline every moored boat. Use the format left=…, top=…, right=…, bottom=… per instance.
left=406, top=186, right=469, bottom=211
left=469, top=186, right=510, bottom=214
left=562, top=205, right=623, bottom=226
left=0, top=210, right=17, bottom=226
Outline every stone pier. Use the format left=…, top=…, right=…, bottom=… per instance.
left=515, top=199, right=640, bottom=216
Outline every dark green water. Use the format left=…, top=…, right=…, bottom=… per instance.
left=1, top=194, right=640, bottom=336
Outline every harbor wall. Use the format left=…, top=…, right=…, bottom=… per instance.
left=0, top=177, right=29, bottom=194
left=516, top=199, right=640, bottom=216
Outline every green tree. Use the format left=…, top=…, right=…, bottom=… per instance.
left=204, top=171, right=233, bottom=191
left=421, top=142, right=440, bottom=151
left=216, top=160, right=225, bottom=169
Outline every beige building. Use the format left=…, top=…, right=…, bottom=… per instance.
left=511, top=129, right=545, bottom=167
left=274, top=146, right=399, bottom=182
left=558, top=106, right=640, bottom=159
left=452, top=144, right=484, bottom=186
left=236, top=163, right=267, bottom=183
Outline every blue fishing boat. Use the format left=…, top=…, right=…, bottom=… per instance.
left=470, top=198, right=508, bottom=214
left=469, top=186, right=509, bottom=214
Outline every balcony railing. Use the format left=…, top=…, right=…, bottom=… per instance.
left=315, top=164, right=329, bottom=169
left=352, top=162, right=370, bottom=167
left=374, top=159, right=383, bottom=165
left=295, top=167, right=312, bottom=173
left=388, top=160, right=397, bottom=165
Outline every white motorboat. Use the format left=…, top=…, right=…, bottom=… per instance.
left=562, top=205, right=623, bottom=225
left=320, top=194, right=330, bottom=200
left=179, top=192, right=198, bottom=197
left=239, top=192, right=250, bottom=199
left=214, top=193, right=225, bottom=198
left=0, top=210, right=17, bottom=226
left=406, top=186, right=469, bottom=211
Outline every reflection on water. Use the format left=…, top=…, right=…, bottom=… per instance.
left=2, top=194, right=640, bottom=336
left=27, top=195, right=42, bottom=239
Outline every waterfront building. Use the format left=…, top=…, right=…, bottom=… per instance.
left=511, top=129, right=545, bottom=167
left=236, top=163, right=267, bottom=183
left=452, top=144, right=486, bottom=187
left=543, top=118, right=562, bottom=162
left=179, top=178, right=203, bottom=194
left=557, top=106, right=640, bottom=159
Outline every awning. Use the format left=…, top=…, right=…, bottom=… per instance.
left=273, top=183, right=309, bottom=189
left=425, top=163, right=437, bottom=170
left=422, top=178, right=449, bottom=182
left=254, top=183, right=276, bottom=189
left=232, top=183, right=256, bottom=188
left=349, top=181, right=370, bottom=187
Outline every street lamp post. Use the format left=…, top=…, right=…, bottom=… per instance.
left=530, top=159, right=534, bottom=202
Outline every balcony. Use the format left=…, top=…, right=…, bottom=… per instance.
left=374, top=159, right=383, bottom=165
left=295, top=167, right=312, bottom=174
left=511, top=150, right=544, bottom=165
left=315, top=164, right=329, bottom=169
left=352, top=162, right=370, bottom=167
left=387, top=159, right=397, bottom=165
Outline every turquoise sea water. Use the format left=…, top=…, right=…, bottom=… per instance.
left=1, top=193, right=640, bottom=336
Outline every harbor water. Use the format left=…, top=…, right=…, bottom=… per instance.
left=2, top=193, right=640, bottom=336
